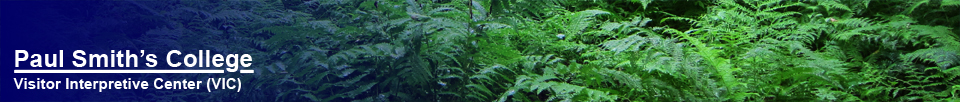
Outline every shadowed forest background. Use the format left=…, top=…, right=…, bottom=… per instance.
left=22, top=0, right=960, bottom=101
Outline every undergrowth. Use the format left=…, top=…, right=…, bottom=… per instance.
left=115, top=0, right=960, bottom=101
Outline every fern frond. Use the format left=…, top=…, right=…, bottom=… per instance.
left=600, top=22, right=624, bottom=32
left=836, top=18, right=875, bottom=28
left=742, top=46, right=777, bottom=60
left=300, top=20, right=338, bottom=33
left=761, top=2, right=802, bottom=12
left=912, top=25, right=960, bottom=46
left=905, top=0, right=930, bottom=14
left=628, top=0, right=652, bottom=9
left=902, top=46, right=960, bottom=68
left=515, top=76, right=618, bottom=101
left=716, top=0, right=750, bottom=12
left=340, top=82, right=378, bottom=98
left=303, top=0, right=341, bottom=7
left=333, top=73, right=368, bottom=86
left=810, top=0, right=854, bottom=12
left=596, top=68, right=644, bottom=90
left=661, top=17, right=701, bottom=27
left=520, top=54, right=563, bottom=70
left=601, top=35, right=648, bottom=54
left=397, top=63, right=433, bottom=85
left=833, top=24, right=883, bottom=41
left=944, top=0, right=960, bottom=7
left=563, top=9, right=611, bottom=35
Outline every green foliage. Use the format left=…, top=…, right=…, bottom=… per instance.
left=126, top=0, right=960, bottom=101
left=903, top=46, right=960, bottom=69
left=555, top=10, right=610, bottom=35
left=946, top=0, right=960, bottom=7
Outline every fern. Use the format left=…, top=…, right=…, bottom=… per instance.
left=599, top=16, right=652, bottom=35
left=911, top=25, right=960, bottom=46
left=902, top=46, right=960, bottom=69
left=553, top=9, right=610, bottom=35
left=630, top=0, right=653, bottom=9
left=945, top=0, right=960, bottom=7
left=810, top=0, right=854, bottom=12
left=501, top=72, right=618, bottom=101
left=595, top=68, right=645, bottom=91
left=300, top=20, right=338, bottom=33
left=131, top=0, right=960, bottom=101
left=519, top=54, right=563, bottom=70
left=905, top=0, right=930, bottom=14
left=206, top=10, right=258, bottom=21
left=601, top=35, right=649, bottom=54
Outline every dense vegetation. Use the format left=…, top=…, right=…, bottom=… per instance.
left=94, top=0, right=960, bottom=101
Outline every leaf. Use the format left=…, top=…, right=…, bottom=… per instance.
left=563, top=9, right=611, bottom=35
left=467, top=84, right=495, bottom=97
left=816, top=0, right=853, bottom=12
left=601, top=35, right=650, bottom=54
left=630, top=0, right=652, bottom=9
left=905, top=0, right=930, bottom=14
left=596, top=68, right=644, bottom=90
left=301, top=20, right=338, bottom=33
left=944, top=0, right=960, bottom=7
left=902, top=46, right=960, bottom=68
left=302, top=94, right=319, bottom=101
left=341, top=82, right=378, bottom=98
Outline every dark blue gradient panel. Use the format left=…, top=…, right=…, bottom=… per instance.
left=2, top=1, right=251, bottom=101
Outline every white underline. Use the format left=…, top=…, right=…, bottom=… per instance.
left=240, top=70, right=254, bottom=73
left=14, top=70, right=256, bottom=73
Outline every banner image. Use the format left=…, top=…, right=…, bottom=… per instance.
left=2, top=0, right=959, bottom=101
